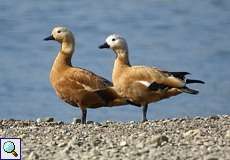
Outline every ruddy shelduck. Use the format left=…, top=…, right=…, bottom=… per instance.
left=44, top=28, right=130, bottom=123
left=99, top=34, right=204, bottom=122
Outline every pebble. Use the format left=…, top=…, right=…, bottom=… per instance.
left=129, top=121, right=135, bottom=124
left=93, top=122, right=101, bottom=126
left=93, top=139, right=102, bottom=146
left=47, top=141, right=57, bottom=146
left=209, top=115, right=220, bottom=120
left=19, top=133, right=27, bottom=139
left=63, top=144, right=72, bottom=154
left=0, top=115, right=229, bottom=160
left=151, top=135, right=169, bottom=147
left=57, top=121, right=64, bottom=125
left=204, top=156, right=219, bottom=160
left=120, top=141, right=128, bottom=146
left=87, top=121, right=94, bottom=124
left=136, top=142, right=145, bottom=148
left=71, top=118, right=81, bottom=124
left=27, top=152, right=39, bottom=160
left=225, top=130, right=230, bottom=139
left=183, top=129, right=201, bottom=138
left=58, top=142, right=67, bottom=147
left=54, top=135, right=63, bottom=140
left=36, top=117, right=54, bottom=123
left=105, top=120, right=114, bottom=124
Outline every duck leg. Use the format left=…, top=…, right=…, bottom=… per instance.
left=81, top=108, right=87, bottom=124
left=142, top=104, right=148, bottom=122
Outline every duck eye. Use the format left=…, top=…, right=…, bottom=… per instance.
left=57, top=30, right=61, bottom=33
left=112, top=38, right=116, bottom=41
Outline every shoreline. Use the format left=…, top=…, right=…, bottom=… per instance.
left=0, top=115, right=230, bottom=160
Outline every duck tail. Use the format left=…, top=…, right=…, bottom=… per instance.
left=180, top=86, right=199, bottom=95
left=186, top=79, right=205, bottom=84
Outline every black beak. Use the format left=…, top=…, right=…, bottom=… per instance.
left=98, top=42, right=110, bottom=49
left=44, top=35, right=55, bottom=41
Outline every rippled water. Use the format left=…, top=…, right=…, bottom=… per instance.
left=0, top=0, right=230, bottom=122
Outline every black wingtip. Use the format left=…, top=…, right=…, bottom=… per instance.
left=186, top=79, right=205, bottom=84
left=148, top=82, right=169, bottom=90
left=126, top=100, right=141, bottom=107
left=180, top=87, right=199, bottom=95
left=168, top=72, right=191, bottom=80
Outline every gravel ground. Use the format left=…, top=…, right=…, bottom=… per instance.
left=0, top=115, right=230, bottom=160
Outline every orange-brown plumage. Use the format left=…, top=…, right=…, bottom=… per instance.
left=99, top=34, right=204, bottom=122
left=44, top=27, right=129, bottom=123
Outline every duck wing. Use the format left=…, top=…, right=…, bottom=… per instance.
left=54, top=68, right=113, bottom=107
left=128, top=66, right=203, bottom=95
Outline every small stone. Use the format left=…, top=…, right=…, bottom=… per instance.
left=93, top=122, right=101, bottom=126
left=136, top=142, right=145, bottom=148
left=225, top=130, right=230, bottom=139
left=55, top=152, right=73, bottom=160
left=222, top=115, right=229, bottom=118
left=139, top=133, right=146, bottom=138
left=57, top=121, right=64, bottom=125
left=204, top=156, right=219, bottom=160
left=76, top=141, right=83, bottom=147
left=101, top=124, right=108, bottom=128
left=63, top=144, right=72, bottom=154
left=44, top=117, right=54, bottom=122
left=19, top=133, right=27, bottom=139
left=209, top=115, right=220, bottom=120
left=58, top=142, right=67, bottom=147
left=36, top=117, right=54, bottom=123
left=120, top=141, right=127, bottom=146
left=183, top=129, right=201, bottom=138
left=151, top=135, right=168, bottom=147
left=28, top=152, right=39, bottom=160
left=54, top=135, right=63, bottom=140
left=86, top=121, right=94, bottom=124
left=105, top=120, right=113, bottom=124
left=71, top=118, right=81, bottom=124
left=129, top=121, right=135, bottom=124
left=93, top=139, right=102, bottom=146
left=36, top=118, right=41, bottom=123
left=204, top=141, right=215, bottom=146
left=110, top=148, right=119, bottom=153
left=46, top=141, right=57, bottom=147
left=172, top=118, right=178, bottom=121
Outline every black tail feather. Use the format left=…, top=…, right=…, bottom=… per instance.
left=170, top=72, right=190, bottom=76
left=186, top=79, right=205, bottom=84
left=167, top=72, right=190, bottom=80
left=180, top=87, right=199, bottom=95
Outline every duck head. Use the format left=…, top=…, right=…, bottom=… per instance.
left=44, top=26, right=74, bottom=43
left=99, top=34, right=128, bottom=51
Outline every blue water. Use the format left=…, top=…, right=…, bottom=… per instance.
left=0, top=0, right=230, bottom=122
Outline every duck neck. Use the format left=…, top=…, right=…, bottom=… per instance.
left=54, top=37, right=75, bottom=69
left=112, top=48, right=130, bottom=84
left=114, top=48, right=130, bottom=66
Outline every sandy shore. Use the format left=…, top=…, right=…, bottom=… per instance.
left=0, top=115, right=230, bottom=160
